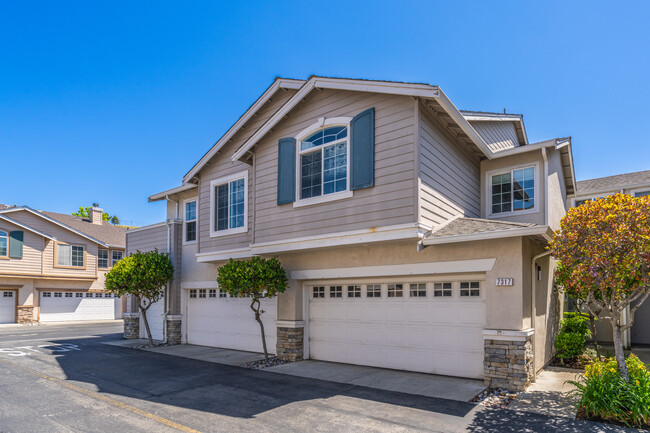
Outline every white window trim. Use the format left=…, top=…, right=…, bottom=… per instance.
left=0, top=230, right=8, bottom=258
left=486, top=162, right=540, bottom=218
left=209, top=170, right=249, bottom=238
left=98, top=248, right=109, bottom=269
left=630, top=188, right=650, bottom=198
left=183, top=197, right=198, bottom=245
left=111, top=250, right=123, bottom=267
left=293, top=117, right=353, bottom=208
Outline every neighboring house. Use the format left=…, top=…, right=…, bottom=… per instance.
left=0, top=204, right=126, bottom=323
left=567, top=169, right=650, bottom=347
left=125, top=76, right=576, bottom=391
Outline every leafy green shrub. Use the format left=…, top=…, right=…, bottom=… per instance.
left=555, top=312, right=591, bottom=362
left=561, top=312, right=592, bottom=338
left=570, top=354, right=650, bottom=428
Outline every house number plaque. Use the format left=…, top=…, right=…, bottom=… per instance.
left=496, top=278, right=514, bottom=286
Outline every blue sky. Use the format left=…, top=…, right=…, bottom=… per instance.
left=1, top=1, right=648, bottom=225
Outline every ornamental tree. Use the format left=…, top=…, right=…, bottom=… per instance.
left=105, top=249, right=174, bottom=347
left=216, top=257, right=288, bottom=361
left=550, top=193, right=650, bottom=380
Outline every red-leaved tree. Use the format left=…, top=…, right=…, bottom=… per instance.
left=550, top=193, right=650, bottom=380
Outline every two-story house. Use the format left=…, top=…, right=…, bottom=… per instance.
left=568, top=169, right=650, bottom=347
left=125, top=77, right=576, bottom=391
left=0, top=204, right=125, bottom=323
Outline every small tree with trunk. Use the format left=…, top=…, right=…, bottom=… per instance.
left=216, top=257, right=288, bottom=361
left=105, top=249, right=174, bottom=347
left=550, top=193, right=650, bottom=380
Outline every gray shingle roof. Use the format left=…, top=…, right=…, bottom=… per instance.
left=42, top=211, right=126, bottom=248
left=429, top=217, right=538, bottom=238
left=576, top=170, right=650, bottom=194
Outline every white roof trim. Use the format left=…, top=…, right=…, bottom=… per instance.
left=182, top=78, right=304, bottom=183
left=231, top=77, right=494, bottom=162
left=125, top=221, right=167, bottom=234
left=0, top=206, right=108, bottom=247
left=422, top=225, right=551, bottom=245
left=149, top=184, right=198, bottom=202
left=0, top=214, right=56, bottom=240
left=462, top=112, right=529, bottom=146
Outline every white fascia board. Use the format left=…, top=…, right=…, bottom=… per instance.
left=149, top=184, right=197, bottom=202
left=483, top=328, right=534, bottom=341
left=250, top=223, right=424, bottom=255
left=422, top=225, right=551, bottom=246
left=195, top=247, right=252, bottom=262
left=125, top=221, right=167, bottom=234
left=490, top=138, right=560, bottom=159
left=461, top=113, right=523, bottom=122
left=0, top=214, right=56, bottom=240
left=182, top=78, right=304, bottom=183
left=0, top=206, right=108, bottom=247
left=290, top=258, right=496, bottom=280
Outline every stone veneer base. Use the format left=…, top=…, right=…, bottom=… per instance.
left=166, top=315, right=182, bottom=345
left=483, top=335, right=535, bottom=391
left=17, top=306, right=35, bottom=324
left=276, top=327, right=304, bottom=361
left=123, top=312, right=140, bottom=339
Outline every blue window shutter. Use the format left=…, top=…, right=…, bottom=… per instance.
left=350, top=107, right=375, bottom=190
left=9, top=231, right=23, bottom=258
left=277, top=137, right=296, bottom=205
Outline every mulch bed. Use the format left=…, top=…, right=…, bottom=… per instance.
left=239, top=356, right=290, bottom=370
left=471, top=388, right=518, bottom=408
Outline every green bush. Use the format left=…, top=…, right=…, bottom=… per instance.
left=555, top=312, right=591, bottom=362
left=570, top=354, right=650, bottom=428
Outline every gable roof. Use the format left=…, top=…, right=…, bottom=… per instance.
left=576, top=169, right=650, bottom=195
left=230, top=76, right=495, bottom=162
left=422, top=217, right=551, bottom=245
left=0, top=206, right=125, bottom=248
left=461, top=110, right=529, bottom=150
left=182, top=78, right=305, bottom=184
left=0, top=214, right=56, bottom=240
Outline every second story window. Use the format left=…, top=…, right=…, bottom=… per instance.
left=98, top=249, right=109, bottom=268
left=634, top=190, right=650, bottom=197
left=184, top=199, right=197, bottom=243
left=491, top=166, right=535, bottom=214
left=0, top=231, right=7, bottom=258
left=298, top=125, right=349, bottom=200
left=56, top=243, right=85, bottom=268
left=210, top=171, right=248, bottom=237
left=111, top=250, right=123, bottom=267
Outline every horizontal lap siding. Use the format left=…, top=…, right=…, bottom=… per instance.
left=419, top=106, right=480, bottom=228
left=197, top=89, right=297, bottom=253
left=126, top=225, right=168, bottom=255
left=254, top=90, right=417, bottom=244
left=470, top=121, right=519, bottom=152
left=0, top=219, right=42, bottom=275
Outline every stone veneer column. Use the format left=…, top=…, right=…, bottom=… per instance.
left=123, top=312, right=140, bottom=339
left=276, top=321, right=305, bottom=361
left=483, top=329, right=535, bottom=391
left=16, top=306, right=35, bottom=323
left=166, top=315, right=182, bottom=345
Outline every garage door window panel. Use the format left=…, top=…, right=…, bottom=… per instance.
left=312, top=286, right=325, bottom=299
left=434, top=282, right=453, bottom=297
left=3, top=291, right=12, bottom=298
left=189, top=289, right=197, bottom=299
left=366, top=284, right=381, bottom=298
left=347, top=285, right=361, bottom=298
left=409, top=283, right=427, bottom=297
left=460, top=282, right=480, bottom=297
left=329, top=286, right=342, bottom=298
left=387, top=284, right=403, bottom=298
left=209, top=289, right=217, bottom=298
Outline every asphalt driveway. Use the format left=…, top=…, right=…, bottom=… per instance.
left=0, top=322, right=637, bottom=432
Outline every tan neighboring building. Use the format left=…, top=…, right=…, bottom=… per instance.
left=0, top=204, right=126, bottom=323
left=126, top=76, right=577, bottom=391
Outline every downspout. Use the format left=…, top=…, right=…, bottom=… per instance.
left=163, top=195, right=179, bottom=344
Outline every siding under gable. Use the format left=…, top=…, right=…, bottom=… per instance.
left=470, top=120, right=520, bottom=152
left=0, top=219, right=43, bottom=275
left=418, top=105, right=481, bottom=228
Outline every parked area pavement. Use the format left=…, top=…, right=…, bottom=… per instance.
left=508, top=367, right=580, bottom=418
left=0, top=323, right=639, bottom=432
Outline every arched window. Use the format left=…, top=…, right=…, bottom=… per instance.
left=298, top=123, right=350, bottom=200
left=0, top=231, right=7, bottom=257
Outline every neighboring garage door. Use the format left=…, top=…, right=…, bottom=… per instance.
left=309, top=280, right=486, bottom=379
left=140, top=295, right=165, bottom=341
left=187, top=288, right=277, bottom=353
left=40, top=291, right=122, bottom=322
left=0, top=291, right=16, bottom=323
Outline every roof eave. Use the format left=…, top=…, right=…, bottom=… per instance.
left=422, top=225, right=552, bottom=245
left=149, top=183, right=198, bottom=202
left=0, top=214, right=56, bottom=240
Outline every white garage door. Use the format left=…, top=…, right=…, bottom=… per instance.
left=0, top=291, right=16, bottom=324
left=140, top=295, right=165, bottom=341
left=40, top=291, right=122, bottom=322
left=187, top=288, right=277, bottom=354
left=309, top=280, right=486, bottom=379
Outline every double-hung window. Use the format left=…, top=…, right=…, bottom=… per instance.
left=634, top=190, right=650, bottom=197
left=491, top=166, right=536, bottom=214
left=56, top=243, right=85, bottom=268
left=0, top=231, right=7, bottom=258
left=111, top=250, right=123, bottom=267
left=184, top=199, right=197, bottom=243
left=98, top=249, right=109, bottom=268
left=210, top=172, right=248, bottom=236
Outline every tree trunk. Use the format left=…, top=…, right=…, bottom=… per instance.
left=589, top=314, right=601, bottom=359
left=611, top=319, right=629, bottom=381
left=250, top=298, right=268, bottom=361
left=140, top=306, right=154, bottom=348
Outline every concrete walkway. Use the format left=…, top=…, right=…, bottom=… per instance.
left=508, top=367, right=580, bottom=418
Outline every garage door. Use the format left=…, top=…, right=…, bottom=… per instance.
left=40, top=291, right=122, bottom=322
left=0, top=291, right=15, bottom=324
left=309, top=280, right=486, bottom=379
left=140, top=295, right=165, bottom=341
left=187, top=288, right=277, bottom=353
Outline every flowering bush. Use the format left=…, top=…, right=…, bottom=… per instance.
left=570, top=354, right=650, bottom=427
